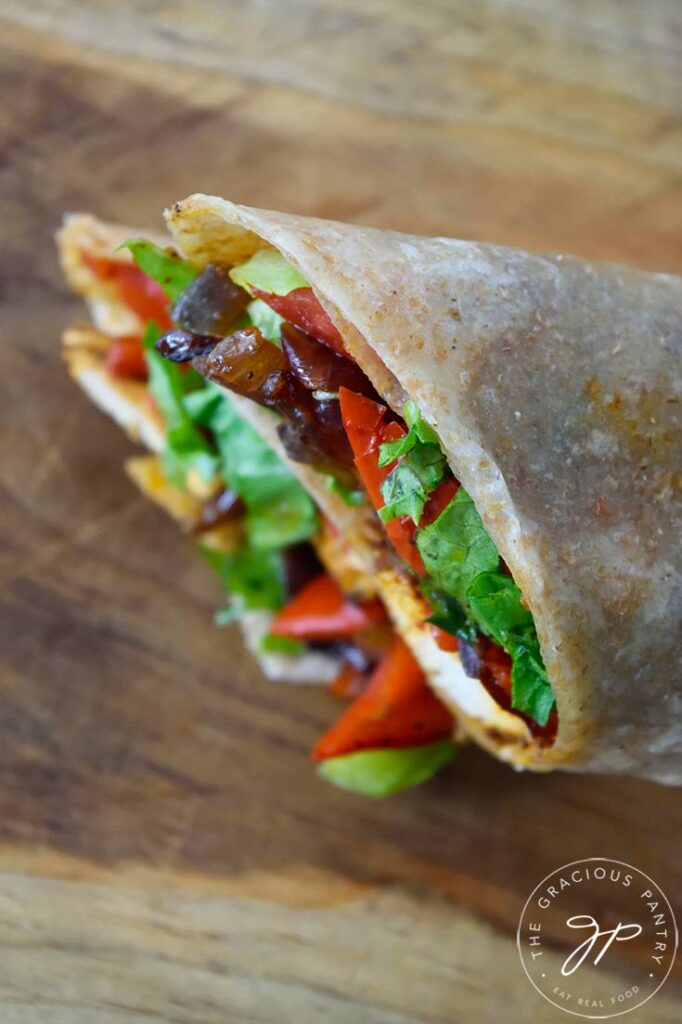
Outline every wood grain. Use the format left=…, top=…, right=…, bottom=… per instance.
left=0, top=5, right=680, bottom=1022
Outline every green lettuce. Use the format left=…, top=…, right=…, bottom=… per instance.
left=259, top=633, right=307, bottom=656
left=201, top=544, right=285, bottom=621
left=416, top=488, right=499, bottom=604
left=318, top=740, right=455, bottom=798
left=325, top=474, right=366, bottom=507
left=181, top=385, right=223, bottom=424
left=229, top=249, right=308, bottom=296
left=200, top=387, right=318, bottom=550
left=378, top=401, right=440, bottom=464
left=142, top=324, right=220, bottom=486
left=378, top=401, right=446, bottom=525
left=467, top=572, right=555, bottom=726
left=379, top=443, right=446, bottom=525
left=416, top=487, right=555, bottom=725
left=190, top=383, right=318, bottom=619
left=419, top=577, right=476, bottom=643
left=246, top=298, right=285, bottom=341
left=120, top=239, right=198, bottom=300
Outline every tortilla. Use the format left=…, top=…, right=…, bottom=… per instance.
left=164, top=195, right=682, bottom=783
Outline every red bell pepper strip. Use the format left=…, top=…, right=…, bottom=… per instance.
left=105, top=335, right=148, bottom=381
left=270, top=573, right=386, bottom=641
left=313, top=636, right=454, bottom=760
left=338, top=387, right=425, bottom=574
left=82, top=252, right=173, bottom=330
left=252, top=286, right=347, bottom=355
left=421, top=477, right=460, bottom=526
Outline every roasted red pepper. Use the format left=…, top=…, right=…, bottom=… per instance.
left=313, top=636, right=454, bottom=760
left=338, top=387, right=425, bottom=573
left=270, top=573, right=386, bottom=641
left=477, top=639, right=558, bottom=743
left=105, top=335, right=148, bottom=380
left=253, top=286, right=347, bottom=355
left=421, top=478, right=460, bottom=525
left=82, top=252, right=173, bottom=330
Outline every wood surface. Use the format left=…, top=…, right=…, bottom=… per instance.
left=1, top=3, right=681, bottom=1021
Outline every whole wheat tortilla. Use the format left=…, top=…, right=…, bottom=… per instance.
left=164, top=195, right=682, bottom=783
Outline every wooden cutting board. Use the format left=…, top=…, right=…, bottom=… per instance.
left=0, top=4, right=680, bottom=1021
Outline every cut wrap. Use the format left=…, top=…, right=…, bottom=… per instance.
left=163, top=194, right=681, bottom=783
left=57, top=214, right=373, bottom=686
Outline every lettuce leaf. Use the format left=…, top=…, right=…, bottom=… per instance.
left=377, top=402, right=446, bottom=526
left=318, top=740, right=455, bottom=797
left=378, top=401, right=440, bottom=465
left=181, top=385, right=223, bottom=425
left=379, top=442, right=446, bottom=525
left=259, top=633, right=307, bottom=655
left=203, top=545, right=286, bottom=620
left=120, top=239, right=198, bottom=300
left=325, top=474, right=366, bottom=507
left=229, top=249, right=308, bottom=296
left=416, top=488, right=499, bottom=604
left=246, top=298, right=284, bottom=341
left=419, top=577, right=476, bottom=642
left=416, top=488, right=555, bottom=725
left=466, top=572, right=555, bottom=725
left=198, top=384, right=318, bottom=550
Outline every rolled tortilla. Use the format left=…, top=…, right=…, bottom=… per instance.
left=163, top=195, right=681, bottom=783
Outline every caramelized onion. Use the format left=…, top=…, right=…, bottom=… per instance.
left=202, top=327, right=288, bottom=400
left=281, top=323, right=381, bottom=400
left=172, top=264, right=250, bottom=336
left=157, top=328, right=218, bottom=362
left=312, top=397, right=354, bottom=466
left=174, top=323, right=363, bottom=478
left=277, top=421, right=359, bottom=488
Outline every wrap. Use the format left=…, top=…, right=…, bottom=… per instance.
left=162, top=194, right=681, bottom=783
left=57, top=214, right=364, bottom=686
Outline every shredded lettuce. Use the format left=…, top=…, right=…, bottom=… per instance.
left=222, top=547, right=286, bottom=614
left=229, top=249, right=308, bottom=296
left=120, top=239, right=198, bottom=300
left=318, top=740, right=455, bottom=797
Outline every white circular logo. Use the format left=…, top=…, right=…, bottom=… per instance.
left=517, top=858, right=677, bottom=1019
